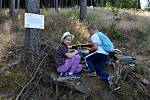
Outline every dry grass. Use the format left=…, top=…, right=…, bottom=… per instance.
left=0, top=8, right=150, bottom=100
left=40, top=9, right=89, bottom=45
left=41, top=8, right=150, bottom=81
left=0, top=8, right=149, bottom=60
left=0, top=8, right=149, bottom=55
left=0, top=22, right=15, bottom=59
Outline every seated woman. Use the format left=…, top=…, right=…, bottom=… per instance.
left=54, top=32, right=82, bottom=77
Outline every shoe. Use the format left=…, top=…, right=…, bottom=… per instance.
left=142, top=79, right=150, bottom=85
left=108, top=75, right=115, bottom=89
left=63, top=72, right=80, bottom=78
left=115, top=75, right=121, bottom=84
left=88, top=72, right=97, bottom=77
left=59, top=72, right=69, bottom=77
left=59, top=72, right=65, bottom=77
left=64, top=74, right=80, bottom=80
left=108, top=76, right=121, bottom=90
left=57, top=74, right=80, bottom=81
left=64, top=72, right=69, bottom=77
left=69, top=74, right=80, bottom=78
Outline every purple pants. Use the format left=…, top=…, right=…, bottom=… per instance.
left=57, top=55, right=82, bottom=73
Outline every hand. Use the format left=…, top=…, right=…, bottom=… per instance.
left=74, top=50, right=78, bottom=54
left=68, top=49, right=75, bottom=53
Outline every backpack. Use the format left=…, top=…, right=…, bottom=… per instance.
left=96, top=32, right=114, bottom=53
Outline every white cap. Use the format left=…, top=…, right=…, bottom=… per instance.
left=61, top=32, right=74, bottom=41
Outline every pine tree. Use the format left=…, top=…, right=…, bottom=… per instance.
left=10, top=0, right=15, bottom=16
left=17, top=0, right=20, bottom=9
left=55, top=0, right=59, bottom=13
left=0, top=0, right=2, bottom=10
left=24, top=0, right=40, bottom=72
left=80, top=0, right=87, bottom=22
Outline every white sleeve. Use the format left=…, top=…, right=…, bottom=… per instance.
left=91, top=34, right=101, bottom=45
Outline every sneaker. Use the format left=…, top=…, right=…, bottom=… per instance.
left=69, top=74, right=80, bottom=78
left=59, top=72, right=65, bottom=77
left=108, top=75, right=115, bottom=89
left=59, top=72, right=69, bottom=77
left=64, top=72, right=69, bottom=77
left=88, top=72, right=97, bottom=77
left=63, top=73, right=80, bottom=78
left=142, top=79, right=150, bottom=85
left=58, top=73, right=80, bottom=81
left=115, top=75, right=121, bottom=84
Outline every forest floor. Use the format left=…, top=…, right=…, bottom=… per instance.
left=0, top=8, right=150, bottom=100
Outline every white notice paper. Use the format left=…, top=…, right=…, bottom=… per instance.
left=24, top=13, right=44, bottom=29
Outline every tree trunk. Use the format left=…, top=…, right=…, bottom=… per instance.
left=0, top=0, right=2, bottom=10
left=72, top=0, right=75, bottom=7
left=24, top=0, right=40, bottom=72
left=91, top=0, right=92, bottom=6
left=80, top=0, right=87, bottom=22
left=51, top=0, right=54, bottom=8
left=17, top=0, right=20, bottom=9
left=96, top=0, right=98, bottom=6
left=59, top=0, right=60, bottom=8
left=137, top=0, right=140, bottom=9
left=65, top=0, right=68, bottom=8
left=49, top=0, right=51, bottom=8
left=55, top=0, right=59, bottom=13
left=10, top=0, right=15, bottom=17
left=61, top=0, right=63, bottom=8
left=0, top=0, right=2, bottom=15
left=4, top=0, right=6, bottom=9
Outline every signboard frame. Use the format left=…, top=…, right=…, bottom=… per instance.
left=24, top=13, right=44, bottom=29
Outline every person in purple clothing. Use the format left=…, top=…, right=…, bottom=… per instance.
left=55, top=32, right=82, bottom=76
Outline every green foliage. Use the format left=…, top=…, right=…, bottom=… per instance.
left=111, top=7, right=119, bottom=15
left=87, top=11, right=100, bottom=23
left=63, top=10, right=79, bottom=18
left=110, top=30, right=123, bottom=40
left=97, top=3, right=104, bottom=7
left=41, top=4, right=49, bottom=11
left=113, top=0, right=138, bottom=9
left=145, top=8, right=150, bottom=11
left=97, top=0, right=138, bottom=9
left=109, top=7, right=123, bottom=40
left=106, top=2, right=113, bottom=8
